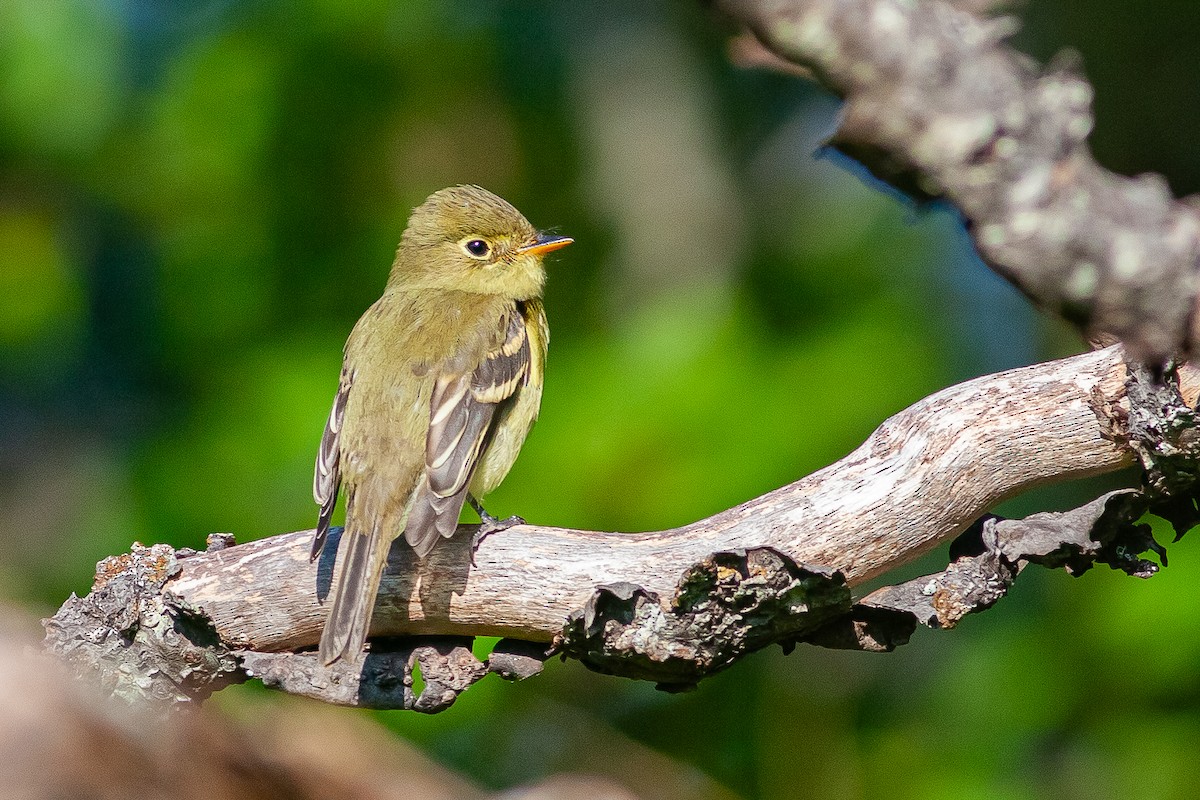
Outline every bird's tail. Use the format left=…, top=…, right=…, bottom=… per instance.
left=318, top=517, right=390, bottom=665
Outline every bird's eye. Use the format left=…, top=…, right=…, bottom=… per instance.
left=463, top=239, right=491, bottom=258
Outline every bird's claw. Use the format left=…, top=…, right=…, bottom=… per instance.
left=470, top=514, right=526, bottom=564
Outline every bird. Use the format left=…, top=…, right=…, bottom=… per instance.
left=310, top=185, right=571, bottom=665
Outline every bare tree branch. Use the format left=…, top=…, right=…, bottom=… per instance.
left=171, top=346, right=1149, bottom=646
left=716, top=0, right=1200, bottom=363
left=42, top=346, right=1200, bottom=708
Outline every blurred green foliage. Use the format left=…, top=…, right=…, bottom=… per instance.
left=3, top=1, right=1200, bottom=798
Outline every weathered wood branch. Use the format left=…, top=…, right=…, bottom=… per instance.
left=718, top=0, right=1200, bottom=363
left=42, top=346, right=1200, bottom=708
left=166, top=345, right=1192, bottom=651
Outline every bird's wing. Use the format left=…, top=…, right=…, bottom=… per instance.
left=311, top=366, right=351, bottom=560
left=404, top=308, right=531, bottom=557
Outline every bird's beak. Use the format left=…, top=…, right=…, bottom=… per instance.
left=518, top=233, right=573, bottom=257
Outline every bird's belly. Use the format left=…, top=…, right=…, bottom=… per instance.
left=469, top=411, right=532, bottom=497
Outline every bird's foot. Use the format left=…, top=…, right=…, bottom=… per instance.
left=468, top=496, right=525, bottom=563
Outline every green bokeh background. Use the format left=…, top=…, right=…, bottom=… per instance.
left=3, top=1, right=1199, bottom=797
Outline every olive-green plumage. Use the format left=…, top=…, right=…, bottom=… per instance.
left=311, top=185, right=569, bottom=665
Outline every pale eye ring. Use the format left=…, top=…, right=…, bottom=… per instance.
left=463, top=238, right=491, bottom=258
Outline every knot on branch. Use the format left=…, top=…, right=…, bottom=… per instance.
left=42, top=542, right=242, bottom=706
left=557, top=547, right=850, bottom=691
left=1123, top=365, right=1200, bottom=486
left=1095, top=362, right=1200, bottom=537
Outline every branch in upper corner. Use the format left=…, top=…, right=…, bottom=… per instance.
left=716, top=0, right=1200, bottom=364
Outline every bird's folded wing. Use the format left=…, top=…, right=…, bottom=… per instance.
left=311, top=367, right=351, bottom=560
left=404, top=309, right=531, bottom=556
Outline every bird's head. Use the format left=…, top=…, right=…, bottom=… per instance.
left=390, top=185, right=572, bottom=299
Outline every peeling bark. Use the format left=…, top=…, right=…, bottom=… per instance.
left=558, top=549, right=850, bottom=691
